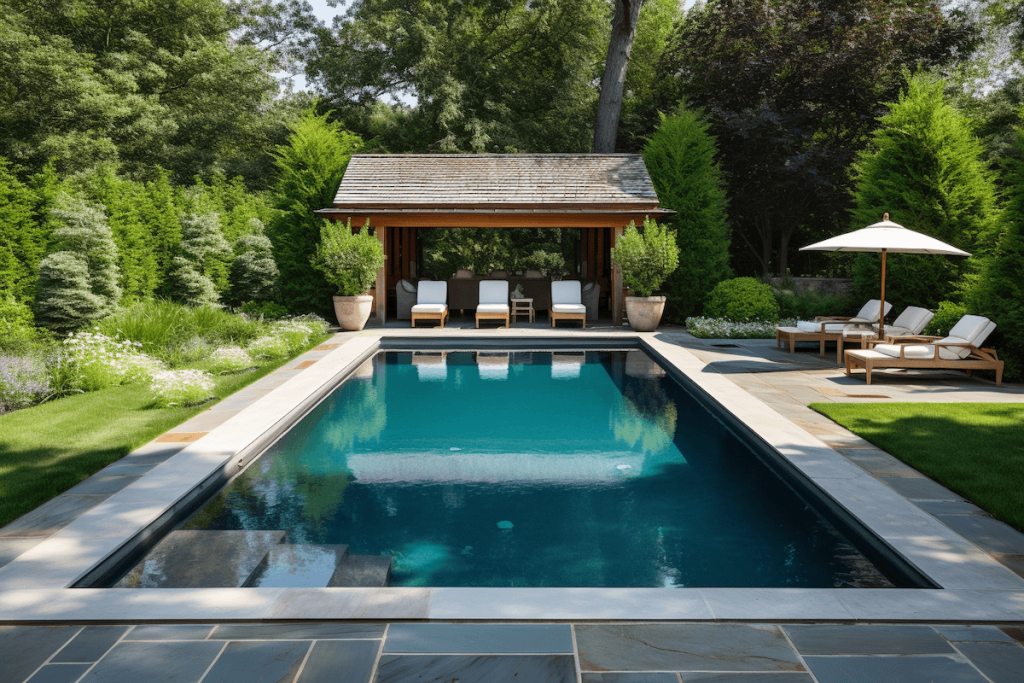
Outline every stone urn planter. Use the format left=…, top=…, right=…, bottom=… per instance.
left=333, top=295, right=374, bottom=331
left=625, top=296, right=666, bottom=332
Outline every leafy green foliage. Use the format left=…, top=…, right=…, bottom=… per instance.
left=0, top=159, right=44, bottom=305
left=270, top=110, right=362, bottom=313
left=643, top=108, right=731, bottom=320
left=923, top=301, right=968, bottom=337
left=420, top=228, right=573, bottom=278
left=313, top=219, right=386, bottom=296
left=307, top=0, right=607, bottom=154
left=772, top=288, right=859, bottom=322
left=33, top=196, right=121, bottom=331
left=230, top=220, right=280, bottom=305
left=170, top=214, right=232, bottom=307
left=704, top=277, right=780, bottom=323
left=851, top=76, right=998, bottom=311
left=611, top=217, right=679, bottom=298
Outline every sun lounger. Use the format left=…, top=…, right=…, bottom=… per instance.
left=411, top=280, right=448, bottom=328
left=776, top=299, right=892, bottom=362
left=476, top=280, right=510, bottom=328
left=840, top=306, right=935, bottom=357
left=551, top=281, right=586, bottom=328
left=844, top=314, right=1004, bottom=386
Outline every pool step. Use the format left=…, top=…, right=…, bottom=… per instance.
left=115, top=530, right=287, bottom=588
left=328, top=554, right=393, bottom=587
left=245, top=544, right=350, bottom=588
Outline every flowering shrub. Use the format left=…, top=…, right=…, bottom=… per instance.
left=685, top=316, right=797, bottom=339
left=0, top=355, right=51, bottom=413
left=151, top=369, right=214, bottom=407
left=272, top=320, right=313, bottom=353
left=248, top=334, right=290, bottom=360
left=208, top=347, right=253, bottom=374
left=63, top=331, right=163, bottom=391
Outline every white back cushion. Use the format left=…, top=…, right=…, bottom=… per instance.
left=891, top=306, right=934, bottom=335
left=854, top=299, right=893, bottom=322
left=551, top=280, right=582, bottom=305
left=417, top=280, right=447, bottom=305
left=479, top=280, right=509, bottom=305
left=948, top=315, right=992, bottom=344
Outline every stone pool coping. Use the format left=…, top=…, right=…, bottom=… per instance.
left=1, top=332, right=1023, bottom=622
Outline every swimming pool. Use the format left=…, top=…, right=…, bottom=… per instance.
left=111, top=349, right=925, bottom=589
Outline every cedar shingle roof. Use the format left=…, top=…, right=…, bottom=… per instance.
left=331, top=154, right=662, bottom=210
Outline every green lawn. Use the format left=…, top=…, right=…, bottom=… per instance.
left=811, top=402, right=1024, bottom=531
left=0, top=344, right=327, bottom=528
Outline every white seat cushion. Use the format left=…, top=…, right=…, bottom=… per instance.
left=875, top=337, right=973, bottom=360
left=479, top=280, right=509, bottom=305
left=796, top=321, right=846, bottom=333
left=476, top=303, right=509, bottom=314
left=948, top=315, right=992, bottom=344
left=417, top=281, right=448, bottom=305
left=411, top=303, right=447, bottom=314
left=776, top=326, right=803, bottom=334
left=552, top=303, right=586, bottom=314
left=551, top=280, right=582, bottom=305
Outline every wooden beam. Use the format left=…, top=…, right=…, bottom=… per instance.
left=376, top=225, right=387, bottom=325
left=611, top=225, right=624, bottom=326
left=322, top=212, right=657, bottom=229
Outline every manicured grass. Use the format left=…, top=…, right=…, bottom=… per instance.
left=0, top=340, right=330, bottom=527
left=811, top=402, right=1024, bottom=531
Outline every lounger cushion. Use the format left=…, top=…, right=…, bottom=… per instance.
left=855, top=299, right=893, bottom=322
left=893, top=306, right=934, bottom=335
left=875, top=337, right=972, bottom=360
left=411, top=303, right=447, bottom=314
left=796, top=321, right=846, bottom=333
left=948, top=315, right=991, bottom=343
left=479, top=279, right=509, bottom=305
left=551, top=303, right=586, bottom=314
left=417, top=280, right=448, bottom=305
left=975, top=321, right=997, bottom=348
left=551, top=280, right=582, bottom=305
left=476, top=303, right=509, bottom=314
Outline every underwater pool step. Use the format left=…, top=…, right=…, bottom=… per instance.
left=328, top=554, right=393, bottom=587
left=114, top=530, right=287, bottom=588
left=245, top=544, right=350, bottom=588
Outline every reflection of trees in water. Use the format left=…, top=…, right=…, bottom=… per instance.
left=186, top=378, right=388, bottom=534
left=612, top=375, right=678, bottom=454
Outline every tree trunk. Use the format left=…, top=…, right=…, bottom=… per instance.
left=593, top=0, right=644, bottom=153
left=779, top=226, right=792, bottom=278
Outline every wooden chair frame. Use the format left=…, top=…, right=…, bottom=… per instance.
left=411, top=307, right=448, bottom=328
left=475, top=310, right=509, bottom=328
left=845, top=337, right=1004, bottom=386
left=550, top=310, right=586, bottom=328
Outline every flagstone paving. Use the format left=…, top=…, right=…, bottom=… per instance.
left=3, top=622, right=1024, bottom=682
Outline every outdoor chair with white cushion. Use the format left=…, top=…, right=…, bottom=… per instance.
left=840, top=306, right=935, bottom=357
left=844, top=314, right=1004, bottom=386
left=776, top=299, right=892, bottom=363
left=476, top=280, right=510, bottom=328
left=550, top=281, right=586, bottom=328
left=410, top=280, right=448, bottom=328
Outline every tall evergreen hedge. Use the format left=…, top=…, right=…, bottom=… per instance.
left=850, top=76, right=997, bottom=311
left=643, top=108, right=731, bottom=321
left=270, top=110, right=362, bottom=315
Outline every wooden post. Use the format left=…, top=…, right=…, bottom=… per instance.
left=879, top=248, right=887, bottom=339
left=376, top=225, right=387, bottom=325
left=611, top=225, right=624, bottom=326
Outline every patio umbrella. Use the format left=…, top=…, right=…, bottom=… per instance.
left=799, top=213, right=970, bottom=338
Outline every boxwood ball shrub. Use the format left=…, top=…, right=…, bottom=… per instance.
left=704, top=277, right=780, bottom=323
left=610, top=217, right=679, bottom=298
left=312, top=218, right=386, bottom=297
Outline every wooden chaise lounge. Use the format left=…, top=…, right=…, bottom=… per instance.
left=844, top=314, right=1004, bottom=386
left=776, top=299, right=892, bottom=363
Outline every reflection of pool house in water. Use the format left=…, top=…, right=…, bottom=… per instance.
left=313, top=153, right=677, bottom=326
left=111, top=349, right=927, bottom=590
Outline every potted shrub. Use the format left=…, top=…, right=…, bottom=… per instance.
left=313, top=219, right=386, bottom=330
left=611, top=217, right=679, bottom=331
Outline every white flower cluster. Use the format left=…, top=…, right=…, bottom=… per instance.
left=151, top=369, right=214, bottom=407
left=208, top=347, right=253, bottom=374
left=272, top=319, right=314, bottom=352
left=64, top=330, right=163, bottom=390
left=247, top=334, right=291, bottom=360
left=685, top=317, right=797, bottom=340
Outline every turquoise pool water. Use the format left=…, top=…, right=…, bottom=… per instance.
left=171, top=350, right=898, bottom=588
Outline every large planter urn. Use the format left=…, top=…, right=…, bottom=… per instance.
left=625, top=296, right=666, bottom=332
left=333, top=295, right=374, bottom=331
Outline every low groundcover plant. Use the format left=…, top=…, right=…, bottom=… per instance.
left=685, top=316, right=797, bottom=339
left=208, top=347, right=253, bottom=374
left=151, top=369, right=215, bottom=407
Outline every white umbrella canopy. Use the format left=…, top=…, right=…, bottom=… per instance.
left=799, top=213, right=970, bottom=337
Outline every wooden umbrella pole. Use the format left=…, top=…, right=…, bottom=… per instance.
left=879, top=249, right=887, bottom=340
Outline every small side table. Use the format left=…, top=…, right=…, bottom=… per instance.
left=511, top=297, right=535, bottom=324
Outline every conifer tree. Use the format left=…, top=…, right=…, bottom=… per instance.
left=0, top=159, right=41, bottom=305
left=849, top=75, right=997, bottom=310
left=170, top=213, right=231, bottom=306
left=145, top=169, right=184, bottom=296
left=33, top=195, right=120, bottom=330
left=270, top=109, right=362, bottom=314
left=90, top=171, right=160, bottom=301
left=230, top=219, right=279, bottom=305
left=642, top=108, right=731, bottom=320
